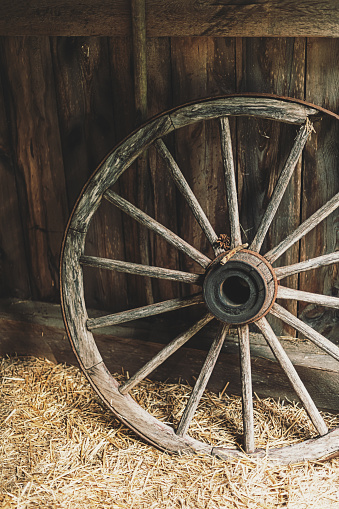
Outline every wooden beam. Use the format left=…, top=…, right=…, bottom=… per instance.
left=0, top=1, right=338, bottom=37
left=0, top=299, right=338, bottom=412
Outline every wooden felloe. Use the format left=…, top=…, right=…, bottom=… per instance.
left=60, top=95, right=339, bottom=464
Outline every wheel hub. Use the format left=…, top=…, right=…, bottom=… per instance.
left=203, top=250, right=278, bottom=324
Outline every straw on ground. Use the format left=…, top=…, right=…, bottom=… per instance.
left=0, top=356, right=339, bottom=509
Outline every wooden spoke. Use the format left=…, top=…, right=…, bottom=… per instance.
left=250, top=123, right=312, bottom=253
left=238, top=325, right=255, bottom=454
left=155, top=139, right=220, bottom=254
left=277, top=286, right=339, bottom=309
left=220, top=117, right=242, bottom=248
left=275, top=251, right=339, bottom=280
left=80, top=255, right=203, bottom=285
left=104, top=190, right=211, bottom=268
left=256, top=317, right=328, bottom=436
left=87, top=293, right=204, bottom=330
left=119, top=313, right=214, bottom=395
left=271, top=303, right=339, bottom=362
left=176, top=323, right=229, bottom=437
left=265, top=192, right=339, bottom=263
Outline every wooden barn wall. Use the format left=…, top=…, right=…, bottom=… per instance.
left=0, top=36, right=338, bottom=337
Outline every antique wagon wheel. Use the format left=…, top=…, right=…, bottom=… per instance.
left=60, top=95, right=339, bottom=464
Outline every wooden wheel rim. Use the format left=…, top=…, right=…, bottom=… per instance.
left=60, top=94, right=339, bottom=464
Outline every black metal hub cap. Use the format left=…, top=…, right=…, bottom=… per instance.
left=203, top=250, right=277, bottom=325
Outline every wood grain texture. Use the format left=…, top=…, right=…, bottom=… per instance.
left=86, top=293, right=205, bottom=329
left=171, top=37, right=217, bottom=284
left=265, top=192, right=339, bottom=263
left=220, top=117, right=242, bottom=248
left=250, top=122, right=311, bottom=252
left=277, top=286, right=339, bottom=309
left=2, top=299, right=339, bottom=409
left=109, top=36, right=145, bottom=310
left=50, top=37, right=116, bottom=209
left=0, top=36, right=68, bottom=301
left=213, top=427, right=339, bottom=465
left=170, top=97, right=317, bottom=129
left=236, top=37, right=306, bottom=337
left=132, top=0, right=154, bottom=305
left=146, top=37, right=180, bottom=304
left=275, top=252, right=339, bottom=280
left=238, top=325, right=255, bottom=454
left=80, top=255, right=203, bottom=284
left=51, top=36, right=129, bottom=312
left=299, top=38, right=339, bottom=339
left=170, top=37, right=236, bottom=309
left=61, top=229, right=103, bottom=369
left=0, top=1, right=339, bottom=37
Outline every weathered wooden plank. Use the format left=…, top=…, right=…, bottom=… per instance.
left=171, top=37, right=214, bottom=286
left=170, top=37, right=236, bottom=302
left=236, top=37, right=306, bottom=337
left=250, top=122, right=312, bottom=252
left=0, top=37, right=69, bottom=301
left=108, top=36, right=145, bottom=310
left=147, top=37, right=180, bottom=304
left=132, top=0, right=154, bottom=305
left=0, top=1, right=339, bottom=37
left=51, top=36, right=129, bottom=312
left=50, top=37, right=116, bottom=208
left=0, top=61, right=30, bottom=299
left=299, top=38, right=339, bottom=339
left=1, top=299, right=339, bottom=412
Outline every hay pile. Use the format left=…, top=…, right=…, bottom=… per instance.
left=1, top=356, right=339, bottom=508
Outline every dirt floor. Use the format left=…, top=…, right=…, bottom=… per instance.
left=1, top=356, right=339, bottom=508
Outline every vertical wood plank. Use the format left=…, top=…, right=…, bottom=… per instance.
left=108, top=37, right=144, bottom=310
left=51, top=36, right=128, bottom=312
left=236, top=37, right=306, bottom=336
left=0, top=36, right=68, bottom=301
left=171, top=38, right=236, bottom=285
left=300, top=38, right=339, bottom=342
left=171, top=37, right=211, bottom=290
left=0, top=67, right=30, bottom=298
left=147, top=37, right=181, bottom=302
